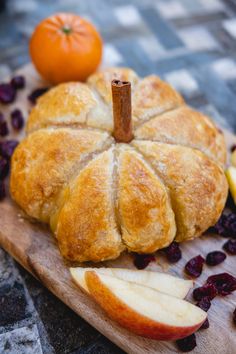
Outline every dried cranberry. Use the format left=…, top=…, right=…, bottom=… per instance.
left=223, top=240, right=236, bottom=255
left=206, top=251, right=226, bottom=266
left=0, top=157, right=9, bottom=180
left=176, top=334, right=197, bottom=352
left=0, top=83, right=16, bottom=104
left=0, top=121, right=9, bottom=137
left=11, top=109, right=24, bottom=130
left=196, top=297, right=211, bottom=312
left=133, top=254, right=155, bottom=270
left=163, top=241, right=182, bottom=263
left=223, top=213, right=236, bottom=238
left=185, top=255, right=205, bottom=277
left=207, top=273, right=236, bottom=296
left=0, top=180, right=5, bottom=200
left=28, top=87, right=49, bottom=104
left=231, top=144, right=236, bottom=153
left=0, top=140, right=18, bottom=159
left=199, top=318, right=209, bottom=330
left=208, top=214, right=226, bottom=235
left=209, top=213, right=236, bottom=238
left=196, top=295, right=211, bottom=331
left=10, top=75, right=25, bottom=89
left=233, top=308, right=236, bottom=325
left=193, top=283, right=217, bottom=301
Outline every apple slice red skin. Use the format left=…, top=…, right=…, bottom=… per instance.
left=85, top=271, right=205, bottom=341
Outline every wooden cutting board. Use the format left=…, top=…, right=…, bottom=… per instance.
left=1, top=64, right=236, bottom=354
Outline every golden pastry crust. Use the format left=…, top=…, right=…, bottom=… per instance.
left=87, top=67, right=139, bottom=105
left=10, top=67, right=228, bottom=262
left=10, top=128, right=113, bottom=222
left=86, top=67, right=139, bottom=132
left=132, top=75, right=184, bottom=126
left=133, top=140, right=228, bottom=242
left=117, top=145, right=176, bottom=253
left=56, top=149, right=124, bottom=262
left=134, top=106, right=226, bottom=165
left=27, top=82, right=109, bottom=133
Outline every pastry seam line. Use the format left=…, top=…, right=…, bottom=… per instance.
left=130, top=143, right=178, bottom=240
left=49, top=139, right=114, bottom=229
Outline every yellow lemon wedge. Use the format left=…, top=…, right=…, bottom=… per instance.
left=226, top=166, right=236, bottom=203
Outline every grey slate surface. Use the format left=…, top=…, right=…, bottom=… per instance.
left=1, top=0, right=236, bottom=353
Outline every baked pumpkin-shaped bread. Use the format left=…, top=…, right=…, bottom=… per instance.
left=10, top=67, right=228, bottom=262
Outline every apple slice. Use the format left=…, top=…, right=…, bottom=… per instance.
left=231, top=150, right=236, bottom=167
left=70, top=267, right=193, bottom=299
left=85, top=271, right=206, bottom=340
left=226, top=166, right=236, bottom=203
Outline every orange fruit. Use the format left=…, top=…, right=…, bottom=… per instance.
left=30, top=13, right=103, bottom=84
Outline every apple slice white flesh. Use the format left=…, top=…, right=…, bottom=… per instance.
left=85, top=271, right=206, bottom=340
left=70, top=267, right=193, bottom=299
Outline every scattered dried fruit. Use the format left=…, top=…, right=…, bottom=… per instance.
left=206, top=251, right=226, bottom=266
left=207, top=273, right=236, bottom=296
left=193, top=283, right=217, bottom=301
left=231, top=144, right=236, bottom=153
left=196, top=294, right=210, bottom=329
left=224, top=213, right=236, bottom=238
left=11, top=109, right=24, bottom=130
left=233, top=308, right=236, bottom=325
left=176, top=334, right=197, bottom=352
left=223, top=240, right=236, bottom=255
left=0, top=157, right=9, bottom=180
left=199, top=318, right=209, bottom=330
left=0, top=120, right=9, bottom=137
left=0, top=180, right=6, bottom=200
left=196, top=297, right=211, bottom=312
left=133, top=254, right=156, bottom=270
left=0, top=83, right=16, bottom=104
left=10, top=75, right=25, bottom=89
left=210, top=213, right=236, bottom=238
left=208, top=215, right=226, bottom=236
left=163, top=241, right=182, bottom=263
left=0, top=112, right=4, bottom=122
left=0, top=140, right=18, bottom=159
left=28, top=87, right=49, bottom=104
left=185, top=255, right=205, bottom=277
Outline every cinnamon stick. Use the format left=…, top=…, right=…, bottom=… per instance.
left=111, top=79, right=133, bottom=143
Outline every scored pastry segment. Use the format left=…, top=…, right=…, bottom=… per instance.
left=49, top=136, right=114, bottom=234
left=132, top=75, right=184, bottom=127
left=133, top=140, right=228, bottom=242
left=87, top=67, right=139, bottom=105
left=26, top=82, right=110, bottom=133
left=86, top=87, right=113, bottom=132
left=134, top=105, right=227, bottom=166
left=86, top=67, right=139, bottom=133
left=55, top=148, right=125, bottom=262
left=10, top=127, right=113, bottom=223
left=116, top=144, right=176, bottom=253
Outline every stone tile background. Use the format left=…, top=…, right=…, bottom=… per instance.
left=1, top=0, right=236, bottom=353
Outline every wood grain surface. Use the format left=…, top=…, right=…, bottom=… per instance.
left=0, top=64, right=236, bottom=354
